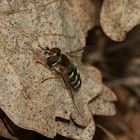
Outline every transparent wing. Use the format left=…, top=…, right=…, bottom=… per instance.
left=58, top=70, right=83, bottom=118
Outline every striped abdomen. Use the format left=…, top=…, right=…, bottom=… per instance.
left=58, top=54, right=81, bottom=91
left=66, top=63, right=81, bottom=91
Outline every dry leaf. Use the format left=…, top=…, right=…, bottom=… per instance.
left=101, top=0, right=140, bottom=41
left=0, top=0, right=116, bottom=140
left=89, top=85, right=117, bottom=116
left=68, top=0, right=96, bottom=35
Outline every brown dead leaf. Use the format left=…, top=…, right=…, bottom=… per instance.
left=0, top=0, right=116, bottom=140
left=116, top=135, right=130, bottom=140
left=101, top=0, right=140, bottom=41
left=0, top=119, right=17, bottom=140
left=129, top=112, right=140, bottom=138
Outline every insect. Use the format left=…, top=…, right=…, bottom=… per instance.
left=38, top=46, right=82, bottom=117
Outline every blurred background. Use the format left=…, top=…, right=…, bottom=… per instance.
left=82, top=25, right=140, bottom=140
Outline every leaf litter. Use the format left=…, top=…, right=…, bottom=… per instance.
left=0, top=0, right=116, bottom=139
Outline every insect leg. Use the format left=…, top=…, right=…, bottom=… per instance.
left=41, top=76, right=57, bottom=83
left=35, top=61, right=46, bottom=66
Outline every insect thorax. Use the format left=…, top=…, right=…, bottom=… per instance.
left=47, top=51, right=81, bottom=91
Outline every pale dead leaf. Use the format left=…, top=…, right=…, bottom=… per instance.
left=0, top=0, right=116, bottom=140
left=67, top=0, right=96, bottom=35
left=89, top=85, right=117, bottom=116
left=101, top=0, right=140, bottom=41
left=57, top=118, right=95, bottom=140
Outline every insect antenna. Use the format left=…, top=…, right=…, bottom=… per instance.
left=41, top=76, right=57, bottom=83
left=37, top=44, right=51, bottom=54
left=66, top=46, right=87, bottom=55
left=37, top=44, right=45, bottom=50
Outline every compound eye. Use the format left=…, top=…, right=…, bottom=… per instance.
left=47, top=55, right=59, bottom=67
left=49, top=51, right=57, bottom=56
left=51, top=48, right=61, bottom=56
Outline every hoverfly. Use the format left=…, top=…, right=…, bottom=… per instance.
left=38, top=45, right=83, bottom=117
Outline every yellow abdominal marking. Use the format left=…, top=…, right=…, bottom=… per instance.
left=74, top=80, right=81, bottom=89
left=69, top=71, right=74, bottom=78
left=71, top=75, right=78, bottom=84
